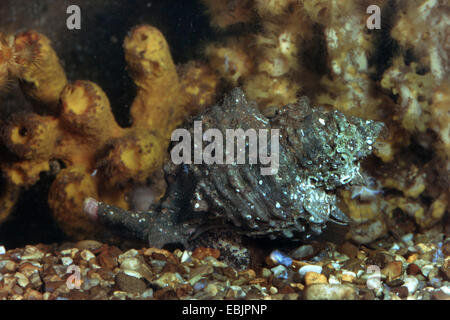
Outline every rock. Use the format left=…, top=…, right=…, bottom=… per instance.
left=118, top=249, right=139, bottom=263
left=406, top=253, right=419, bottom=263
left=120, top=257, right=141, bottom=271
left=304, top=272, right=327, bottom=285
left=80, top=250, right=95, bottom=261
left=0, top=260, right=17, bottom=273
left=271, top=265, right=289, bottom=279
left=431, top=289, right=450, bottom=300
left=14, top=272, right=29, bottom=288
left=75, top=240, right=103, bottom=251
left=386, top=278, right=404, bottom=287
left=81, top=278, right=100, bottom=291
left=205, top=283, right=219, bottom=296
left=115, top=272, right=147, bottom=294
left=299, top=264, right=322, bottom=278
left=382, top=261, right=403, bottom=280
left=180, top=251, right=192, bottom=263
left=421, top=264, right=435, bottom=277
left=391, top=286, right=409, bottom=299
left=407, top=263, right=421, bottom=275
left=262, top=268, right=272, bottom=278
left=304, top=284, right=357, bottom=300
left=21, top=246, right=44, bottom=260
left=23, top=288, right=43, bottom=300
left=97, top=251, right=118, bottom=270
left=403, top=276, right=419, bottom=294
left=61, top=257, right=73, bottom=266
left=143, top=248, right=177, bottom=264
left=290, top=245, right=315, bottom=260
left=152, top=272, right=185, bottom=289
left=341, top=271, right=356, bottom=283
left=190, top=265, right=214, bottom=279
left=141, top=288, right=153, bottom=298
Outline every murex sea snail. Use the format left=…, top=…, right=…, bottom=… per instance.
left=84, top=88, right=384, bottom=248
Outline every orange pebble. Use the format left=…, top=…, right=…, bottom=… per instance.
left=192, top=247, right=221, bottom=260
left=305, top=272, right=328, bottom=285
left=407, top=253, right=419, bottom=263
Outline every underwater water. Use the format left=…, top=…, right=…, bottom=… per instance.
left=0, top=0, right=448, bottom=301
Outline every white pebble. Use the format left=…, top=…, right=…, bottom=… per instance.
left=120, top=257, right=141, bottom=271
left=421, top=264, right=434, bottom=277
left=403, top=276, right=419, bottom=294
left=0, top=246, right=5, bottom=255
left=401, top=233, right=414, bottom=242
left=61, top=257, right=73, bottom=266
left=181, top=250, right=192, bottom=263
left=124, top=270, right=143, bottom=279
left=441, top=286, right=450, bottom=295
left=299, top=264, right=322, bottom=278
left=80, top=250, right=95, bottom=261
left=328, top=274, right=341, bottom=284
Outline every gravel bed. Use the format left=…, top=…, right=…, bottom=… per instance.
left=0, top=228, right=449, bottom=300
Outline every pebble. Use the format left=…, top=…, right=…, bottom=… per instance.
left=305, top=272, right=327, bottom=285
left=115, top=272, right=147, bottom=294
left=328, top=274, right=341, bottom=284
left=123, top=270, right=143, bottom=279
left=261, top=268, right=272, bottom=278
left=341, top=270, right=356, bottom=283
left=407, top=253, right=419, bottom=263
left=75, top=240, right=103, bottom=251
left=304, top=284, right=357, bottom=300
left=118, top=249, right=139, bottom=262
left=61, top=257, right=73, bottom=266
left=81, top=278, right=100, bottom=291
left=190, top=265, right=214, bottom=279
left=15, top=272, right=29, bottom=288
left=407, top=263, right=421, bottom=276
left=141, top=288, right=153, bottom=298
left=403, top=276, right=419, bottom=294
left=205, top=283, right=219, bottom=296
left=23, top=288, right=43, bottom=300
left=382, top=261, right=403, bottom=280
left=401, top=233, right=414, bottom=243
left=290, top=245, right=314, bottom=260
left=61, top=248, right=79, bottom=258
left=421, top=264, right=434, bottom=277
left=21, top=246, right=44, bottom=260
left=0, top=246, right=5, bottom=255
left=299, top=264, right=322, bottom=278
left=181, top=251, right=192, bottom=263
left=152, top=272, right=185, bottom=289
left=80, top=250, right=95, bottom=261
left=271, top=265, right=288, bottom=279
left=391, top=286, right=409, bottom=299
left=120, top=257, right=141, bottom=271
